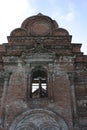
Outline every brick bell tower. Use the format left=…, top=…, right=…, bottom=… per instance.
left=0, top=13, right=87, bottom=130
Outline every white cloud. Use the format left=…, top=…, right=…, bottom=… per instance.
left=49, top=2, right=75, bottom=28
left=0, top=0, right=35, bottom=43
left=60, top=11, right=75, bottom=22
left=60, top=3, right=75, bottom=22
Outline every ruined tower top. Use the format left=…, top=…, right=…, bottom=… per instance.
left=0, top=13, right=87, bottom=130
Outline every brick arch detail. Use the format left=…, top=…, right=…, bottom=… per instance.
left=9, top=109, right=69, bottom=130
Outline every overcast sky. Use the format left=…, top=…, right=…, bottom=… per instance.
left=0, top=0, right=87, bottom=54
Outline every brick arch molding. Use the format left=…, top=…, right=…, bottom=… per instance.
left=9, top=109, right=69, bottom=130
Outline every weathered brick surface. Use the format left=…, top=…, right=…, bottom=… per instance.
left=0, top=13, right=87, bottom=130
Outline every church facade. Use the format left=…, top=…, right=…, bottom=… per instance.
left=0, top=13, right=87, bottom=130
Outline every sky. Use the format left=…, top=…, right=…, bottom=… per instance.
left=0, top=0, right=87, bottom=54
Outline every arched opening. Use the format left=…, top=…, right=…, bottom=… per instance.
left=30, top=67, right=48, bottom=98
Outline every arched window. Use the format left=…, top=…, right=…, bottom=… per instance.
left=30, top=67, right=48, bottom=98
